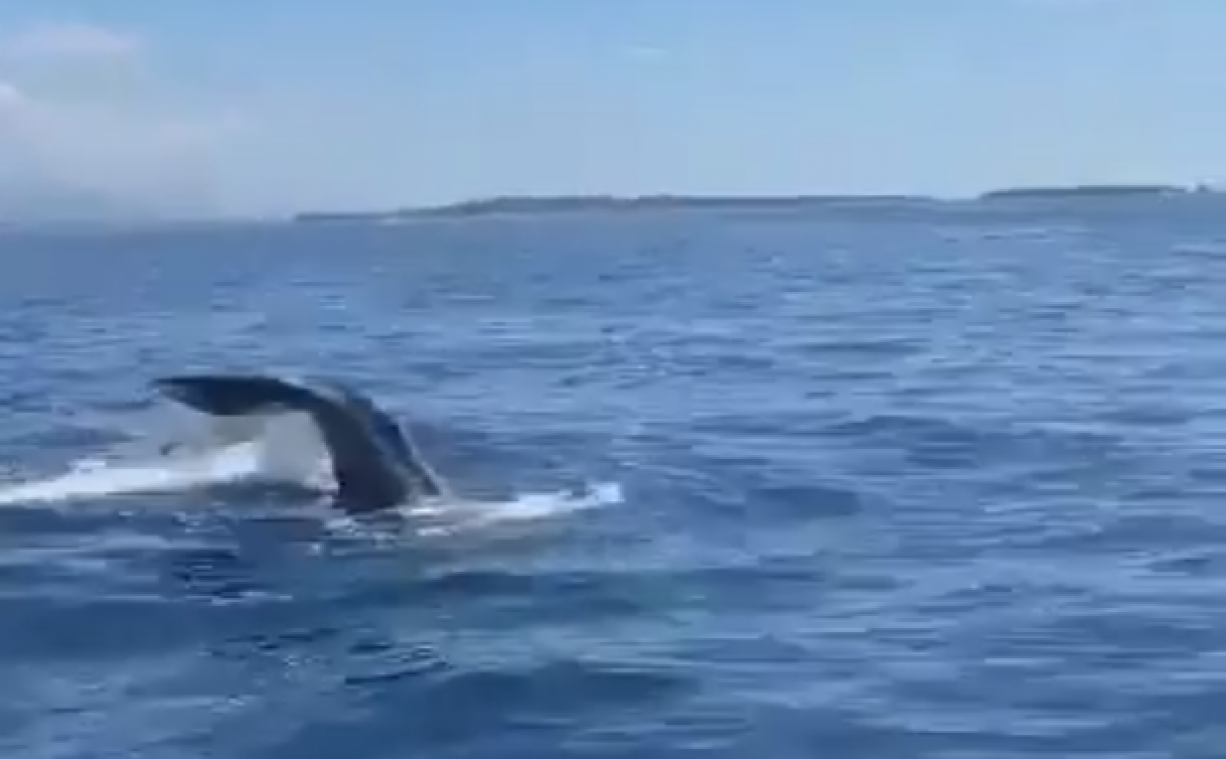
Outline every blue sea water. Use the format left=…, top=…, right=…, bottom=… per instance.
left=1, top=199, right=1226, bottom=757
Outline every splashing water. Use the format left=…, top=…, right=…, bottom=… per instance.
left=0, top=410, right=623, bottom=540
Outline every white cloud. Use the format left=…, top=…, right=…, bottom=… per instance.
left=3, top=22, right=139, bottom=63
left=624, top=44, right=669, bottom=61
left=0, top=79, right=23, bottom=110
left=0, top=22, right=247, bottom=217
left=5, top=92, right=241, bottom=183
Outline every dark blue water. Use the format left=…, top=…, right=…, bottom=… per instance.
left=2, top=201, right=1226, bottom=757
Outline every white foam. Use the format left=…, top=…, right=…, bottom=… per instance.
left=0, top=440, right=264, bottom=506
left=410, top=481, right=622, bottom=536
left=0, top=412, right=624, bottom=540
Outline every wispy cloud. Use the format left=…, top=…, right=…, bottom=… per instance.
left=0, top=78, right=23, bottom=110
left=0, top=21, right=247, bottom=217
left=2, top=21, right=139, bottom=63
left=624, top=44, right=669, bottom=61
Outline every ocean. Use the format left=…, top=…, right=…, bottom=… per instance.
left=1, top=199, right=1224, bottom=757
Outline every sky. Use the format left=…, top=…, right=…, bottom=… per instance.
left=0, top=0, right=1224, bottom=217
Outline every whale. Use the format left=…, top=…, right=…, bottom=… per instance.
left=150, top=373, right=446, bottom=512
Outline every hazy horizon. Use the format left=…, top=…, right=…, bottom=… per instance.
left=2, top=1, right=1223, bottom=219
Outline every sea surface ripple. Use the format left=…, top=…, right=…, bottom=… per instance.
left=2, top=200, right=1226, bottom=757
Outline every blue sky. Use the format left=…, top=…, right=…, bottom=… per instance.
left=0, top=0, right=1223, bottom=216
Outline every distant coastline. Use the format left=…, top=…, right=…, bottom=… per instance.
left=292, top=183, right=1220, bottom=224
left=292, top=193, right=930, bottom=224
left=3, top=182, right=1220, bottom=228
left=979, top=183, right=1202, bottom=200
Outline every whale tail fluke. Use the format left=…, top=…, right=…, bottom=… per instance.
left=152, top=374, right=321, bottom=417
left=151, top=373, right=443, bottom=511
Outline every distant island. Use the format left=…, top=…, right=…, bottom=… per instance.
left=293, top=193, right=933, bottom=224
left=979, top=183, right=1205, bottom=200
left=1, top=180, right=1220, bottom=228
left=291, top=184, right=1222, bottom=224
